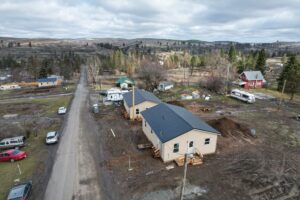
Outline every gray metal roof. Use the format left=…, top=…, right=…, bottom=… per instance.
left=123, top=89, right=161, bottom=107
left=241, top=71, right=265, bottom=81
left=141, top=103, right=219, bottom=143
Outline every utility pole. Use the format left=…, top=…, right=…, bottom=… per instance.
left=226, top=64, right=230, bottom=93
left=128, top=155, right=133, bottom=171
left=278, top=79, right=286, bottom=110
left=180, top=153, right=188, bottom=200
left=131, top=86, right=135, bottom=120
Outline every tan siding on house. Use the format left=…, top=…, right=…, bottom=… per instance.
left=161, top=129, right=218, bottom=162
left=124, top=100, right=130, bottom=116
left=142, top=118, right=162, bottom=150
left=126, top=101, right=159, bottom=119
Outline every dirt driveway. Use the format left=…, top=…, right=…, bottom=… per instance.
left=44, top=67, right=102, bottom=200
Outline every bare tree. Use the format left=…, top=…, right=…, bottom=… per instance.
left=138, top=59, right=166, bottom=91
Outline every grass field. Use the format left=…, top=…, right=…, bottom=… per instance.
left=0, top=134, right=44, bottom=198
left=32, top=96, right=73, bottom=116
left=0, top=95, right=73, bottom=199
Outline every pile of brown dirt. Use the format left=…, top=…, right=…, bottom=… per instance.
left=167, top=100, right=185, bottom=107
left=208, top=117, right=254, bottom=139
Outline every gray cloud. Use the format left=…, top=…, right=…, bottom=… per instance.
left=0, top=0, right=299, bottom=42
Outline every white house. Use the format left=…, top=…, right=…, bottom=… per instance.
left=141, top=103, right=220, bottom=163
left=158, top=81, right=174, bottom=91
left=123, top=89, right=161, bottom=119
left=37, top=78, right=58, bottom=88
left=0, top=83, right=21, bottom=90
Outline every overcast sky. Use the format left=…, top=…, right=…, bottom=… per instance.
left=0, top=0, right=299, bottom=42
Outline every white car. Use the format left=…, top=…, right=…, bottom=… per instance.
left=58, top=107, right=67, bottom=115
left=46, top=131, right=59, bottom=144
left=296, top=115, right=300, bottom=121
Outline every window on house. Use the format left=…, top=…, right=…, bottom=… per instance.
left=173, top=143, right=179, bottom=153
left=189, top=141, right=194, bottom=147
left=204, top=138, right=210, bottom=145
left=136, top=108, right=140, bottom=115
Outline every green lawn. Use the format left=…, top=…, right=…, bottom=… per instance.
left=32, top=96, right=73, bottom=116
left=0, top=95, right=72, bottom=199
left=0, top=132, right=44, bottom=199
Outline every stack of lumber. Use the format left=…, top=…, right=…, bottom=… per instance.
left=175, top=156, right=185, bottom=166
left=174, top=155, right=203, bottom=166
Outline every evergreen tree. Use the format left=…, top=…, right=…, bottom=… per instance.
left=39, top=65, right=47, bottom=78
left=277, top=55, right=300, bottom=100
left=256, top=49, right=266, bottom=74
left=281, top=54, right=287, bottom=64
left=237, top=60, right=245, bottom=74
left=228, top=45, right=237, bottom=63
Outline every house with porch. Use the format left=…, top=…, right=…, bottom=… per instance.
left=37, top=77, right=58, bottom=88
left=141, top=103, right=220, bottom=163
left=239, top=71, right=266, bottom=89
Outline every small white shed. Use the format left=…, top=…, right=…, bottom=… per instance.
left=158, top=81, right=174, bottom=91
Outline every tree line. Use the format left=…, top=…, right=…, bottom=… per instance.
left=0, top=51, right=81, bottom=81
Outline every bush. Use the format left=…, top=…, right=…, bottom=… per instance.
left=200, top=77, right=225, bottom=94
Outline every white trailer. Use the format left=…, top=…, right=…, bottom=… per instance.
left=230, top=89, right=255, bottom=103
left=102, top=88, right=129, bottom=102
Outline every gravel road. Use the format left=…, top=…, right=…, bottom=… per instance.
left=44, top=67, right=102, bottom=200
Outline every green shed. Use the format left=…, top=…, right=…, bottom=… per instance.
left=116, top=76, right=135, bottom=89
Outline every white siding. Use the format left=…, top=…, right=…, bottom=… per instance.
left=38, top=81, right=57, bottom=88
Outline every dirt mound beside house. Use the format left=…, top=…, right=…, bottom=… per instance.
left=167, top=100, right=185, bottom=107
left=208, top=117, right=254, bottom=139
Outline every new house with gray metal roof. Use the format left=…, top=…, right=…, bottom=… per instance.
left=123, top=89, right=161, bottom=119
left=141, top=103, right=219, bottom=162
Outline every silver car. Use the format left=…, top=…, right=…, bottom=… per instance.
left=58, top=107, right=67, bottom=115
left=46, top=131, right=59, bottom=144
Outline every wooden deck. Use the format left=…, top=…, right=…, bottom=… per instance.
left=175, top=155, right=203, bottom=166
left=175, top=150, right=204, bottom=166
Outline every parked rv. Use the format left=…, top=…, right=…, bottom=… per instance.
left=0, top=136, right=26, bottom=150
left=158, top=81, right=174, bottom=91
left=101, top=88, right=129, bottom=102
left=230, top=89, right=255, bottom=103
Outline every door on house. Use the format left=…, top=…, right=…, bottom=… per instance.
left=187, top=141, right=194, bottom=154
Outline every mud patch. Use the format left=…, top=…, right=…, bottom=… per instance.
left=133, top=182, right=206, bottom=200
left=167, top=100, right=185, bottom=107
left=208, top=117, right=254, bottom=138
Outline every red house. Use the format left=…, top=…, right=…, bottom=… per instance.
left=239, top=71, right=265, bottom=89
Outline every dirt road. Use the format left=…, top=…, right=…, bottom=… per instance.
left=44, top=67, right=102, bottom=200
